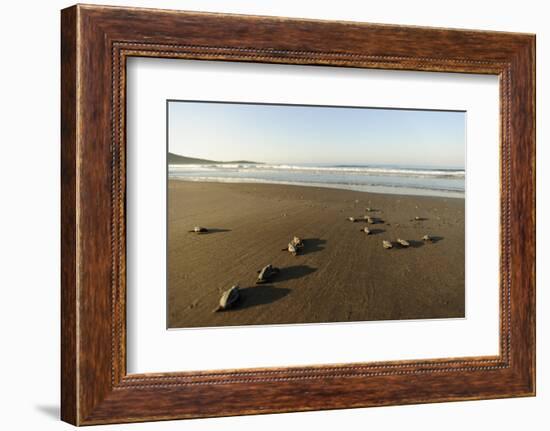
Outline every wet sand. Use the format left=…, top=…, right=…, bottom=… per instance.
left=167, top=181, right=465, bottom=328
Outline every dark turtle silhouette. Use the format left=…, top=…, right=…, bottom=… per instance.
left=256, top=264, right=280, bottom=284
left=188, top=226, right=208, bottom=233
left=214, top=285, right=240, bottom=312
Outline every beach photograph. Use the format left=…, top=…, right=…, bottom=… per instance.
left=167, top=100, right=465, bottom=328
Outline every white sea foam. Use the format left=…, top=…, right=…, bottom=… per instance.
left=168, top=162, right=465, bottom=198
left=169, top=163, right=465, bottom=179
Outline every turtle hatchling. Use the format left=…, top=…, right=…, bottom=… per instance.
left=283, top=237, right=304, bottom=256
left=283, top=242, right=299, bottom=256
left=291, top=236, right=304, bottom=248
left=360, top=226, right=371, bottom=235
left=214, top=285, right=240, bottom=312
left=256, top=264, right=280, bottom=284
left=188, top=226, right=208, bottom=233
left=382, top=240, right=393, bottom=249
left=397, top=238, right=410, bottom=248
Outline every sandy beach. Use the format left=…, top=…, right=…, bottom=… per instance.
left=167, top=180, right=465, bottom=328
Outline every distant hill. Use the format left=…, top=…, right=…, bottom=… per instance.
left=168, top=152, right=259, bottom=165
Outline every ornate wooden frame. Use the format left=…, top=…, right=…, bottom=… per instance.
left=61, top=4, right=535, bottom=425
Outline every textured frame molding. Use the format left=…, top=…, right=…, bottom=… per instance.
left=61, top=4, right=535, bottom=425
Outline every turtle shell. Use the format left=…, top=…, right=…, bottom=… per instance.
left=218, top=285, right=240, bottom=310
left=397, top=238, right=410, bottom=247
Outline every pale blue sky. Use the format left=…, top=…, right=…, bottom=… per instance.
left=168, top=101, right=465, bottom=168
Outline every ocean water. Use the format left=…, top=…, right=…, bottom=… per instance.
left=168, top=163, right=465, bottom=198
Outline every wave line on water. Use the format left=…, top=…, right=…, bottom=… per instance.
left=169, top=163, right=465, bottom=179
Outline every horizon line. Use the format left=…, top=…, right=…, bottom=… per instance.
left=168, top=152, right=465, bottom=170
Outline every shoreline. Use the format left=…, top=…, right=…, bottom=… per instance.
left=168, top=180, right=465, bottom=328
left=167, top=177, right=466, bottom=199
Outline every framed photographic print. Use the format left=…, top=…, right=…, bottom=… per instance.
left=61, top=4, right=535, bottom=425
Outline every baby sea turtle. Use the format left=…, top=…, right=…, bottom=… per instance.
left=282, top=237, right=304, bottom=256
left=397, top=238, right=410, bottom=248
left=360, top=226, right=371, bottom=235
left=382, top=240, right=393, bottom=249
left=214, top=285, right=240, bottom=312
left=422, top=234, right=433, bottom=242
left=256, top=264, right=280, bottom=284
left=282, top=242, right=299, bottom=256
left=291, top=236, right=304, bottom=248
left=188, top=226, right=208, bottom=233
